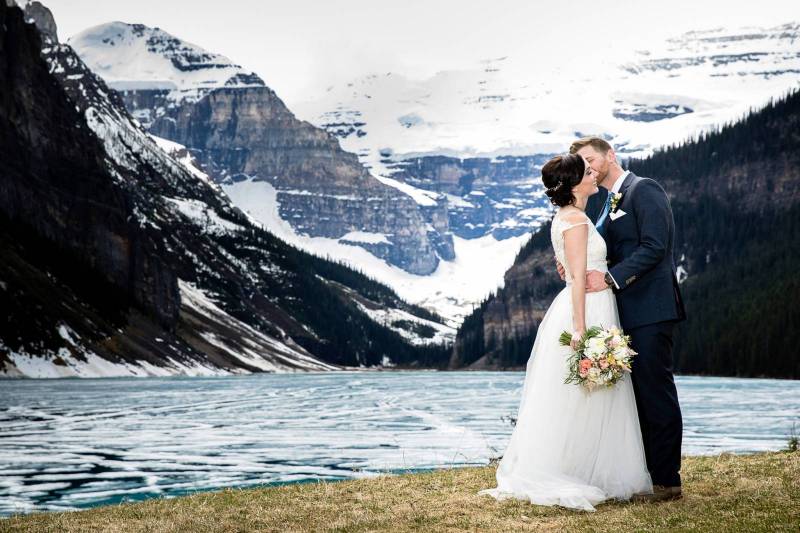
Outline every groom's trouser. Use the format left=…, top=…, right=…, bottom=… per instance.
left=628, top=320, right=682, bottom=487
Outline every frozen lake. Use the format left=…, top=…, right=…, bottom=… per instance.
left=1, top=371, right=798, bottom=516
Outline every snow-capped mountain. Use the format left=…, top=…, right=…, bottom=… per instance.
left=69, top=20, right=264, bottom=127
left=69, top=21, right=533, bottom=324
left=69, top=21, right=455, bottom=280
left=0, top=2, right=452, bottom=378
left=300, top=20, right=800, bottom=316
left=291, top=21, right=800, bottom=245
left=295, top=22, right=800, bottom=169
left=70, top=15, right=800, bottom=325
left=284, top=22, right=799, bottom=321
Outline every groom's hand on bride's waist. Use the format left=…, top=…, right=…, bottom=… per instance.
left=585, top=270, right=611, bottom=292
left=555, top=256, right=566, bottom=281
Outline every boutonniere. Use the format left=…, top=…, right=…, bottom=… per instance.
left=610, top=192, right=624, bottom=212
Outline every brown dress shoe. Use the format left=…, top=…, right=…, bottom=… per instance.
left=631, top=485, right=682, bottom=503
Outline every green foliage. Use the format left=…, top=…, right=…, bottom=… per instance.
left=629, top=89, right=800, bottom=379
left=558, top=330, right=574, bottom=346
left=391, top=320, right=437, bottom=339
left=787, top=423, right=799, bottom=453
left=564, top=349, right=582, bottom=386
left=630, top=89, right=800, bottom=185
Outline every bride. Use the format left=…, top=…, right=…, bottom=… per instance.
left=478, top=153, right=652, bottom=511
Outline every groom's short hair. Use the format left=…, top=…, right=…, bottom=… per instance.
left=570, top=136, right=612, bottom=155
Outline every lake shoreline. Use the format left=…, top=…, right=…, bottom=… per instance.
left=3, top=367, right=799, bottom=380
left=4, top=451, right=798, bottom=532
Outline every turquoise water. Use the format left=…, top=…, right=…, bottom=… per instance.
left=1, top=371, right=797, bottom=515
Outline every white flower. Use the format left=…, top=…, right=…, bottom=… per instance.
left=588, top=367, right=601, bottom=380
left=611, top=192, right=624, bottom=211
left=586, top=337, right=607, bottom=359
left=613, top=346, right=629, bottom=361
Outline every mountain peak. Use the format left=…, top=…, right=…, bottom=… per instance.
left=20, top=1, right=57, bottom=43
left=69, top=21, right=264, bottom=99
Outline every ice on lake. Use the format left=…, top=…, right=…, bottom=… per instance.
left=1, top=371, right=798, bottom=516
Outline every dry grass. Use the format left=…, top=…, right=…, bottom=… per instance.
left=3, top=451, right=798, bottom=532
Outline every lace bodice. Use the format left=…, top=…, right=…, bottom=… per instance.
left=550, top=210, right=609, bottom=284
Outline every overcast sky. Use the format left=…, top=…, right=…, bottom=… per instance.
left=41, top=0, right=798, bottom=105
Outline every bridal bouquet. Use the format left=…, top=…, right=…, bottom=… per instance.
left=559, top=326, right=636, bottom=390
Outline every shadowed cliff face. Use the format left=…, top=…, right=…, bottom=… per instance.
left=0, top=1, right=179, bottom=330
left=152, top=87, right=355, bottom=183
left=0, top=2, right=186, bottom=373
left=448, top=226, right=560, bottom=370
left=0, top=2, right=451, bottom=377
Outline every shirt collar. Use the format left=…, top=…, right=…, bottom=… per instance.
left=610, top=170, right=630, bottom=195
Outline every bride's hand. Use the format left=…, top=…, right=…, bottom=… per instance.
left=570, top=329, right=585, bottom=350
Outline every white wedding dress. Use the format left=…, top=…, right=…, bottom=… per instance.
left=478, top=210, right=652, bottom=511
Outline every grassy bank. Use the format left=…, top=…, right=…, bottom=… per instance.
left=4, top=451, right=798, bottom=532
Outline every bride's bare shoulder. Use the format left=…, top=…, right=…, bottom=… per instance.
left=555, top=206, right=590, bottom=226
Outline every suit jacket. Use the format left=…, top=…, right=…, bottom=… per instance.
left=586, top=172, right=686, bottom=330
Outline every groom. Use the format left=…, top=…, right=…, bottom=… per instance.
left=561, top=136, right=686, bottom=502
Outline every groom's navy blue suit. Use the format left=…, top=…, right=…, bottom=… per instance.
left=586, top=171, right=686, bottom=488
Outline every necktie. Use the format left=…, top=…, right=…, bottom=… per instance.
left=595, top=192, right=613, bottom=229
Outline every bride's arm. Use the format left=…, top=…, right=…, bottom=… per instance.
left=563, top=217, right=589, bottom=345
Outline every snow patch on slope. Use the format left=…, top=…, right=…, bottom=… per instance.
left=352, top=300, right=455, bottom=346
left=0, top=325, right=226, bottom=379
left=221, top=177, right=528, bottom=325
left=178, top=280, right=340, bottom=372
left=162, top=197, right=243, bottom=235
left=340, top=231, right=393, bottom=245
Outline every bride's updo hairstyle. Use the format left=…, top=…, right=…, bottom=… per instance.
left=541, top=153, right=585, bottom=207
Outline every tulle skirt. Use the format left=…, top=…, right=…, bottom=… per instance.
left=478, top=286, right=653, bottom=511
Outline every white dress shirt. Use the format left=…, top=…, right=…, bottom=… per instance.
left=609, top=170, right=629, bottom=196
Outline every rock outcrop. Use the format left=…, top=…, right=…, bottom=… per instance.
left=150, top=86, right=443, bottom=274
left=387, top=154, right=554, bottom=240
